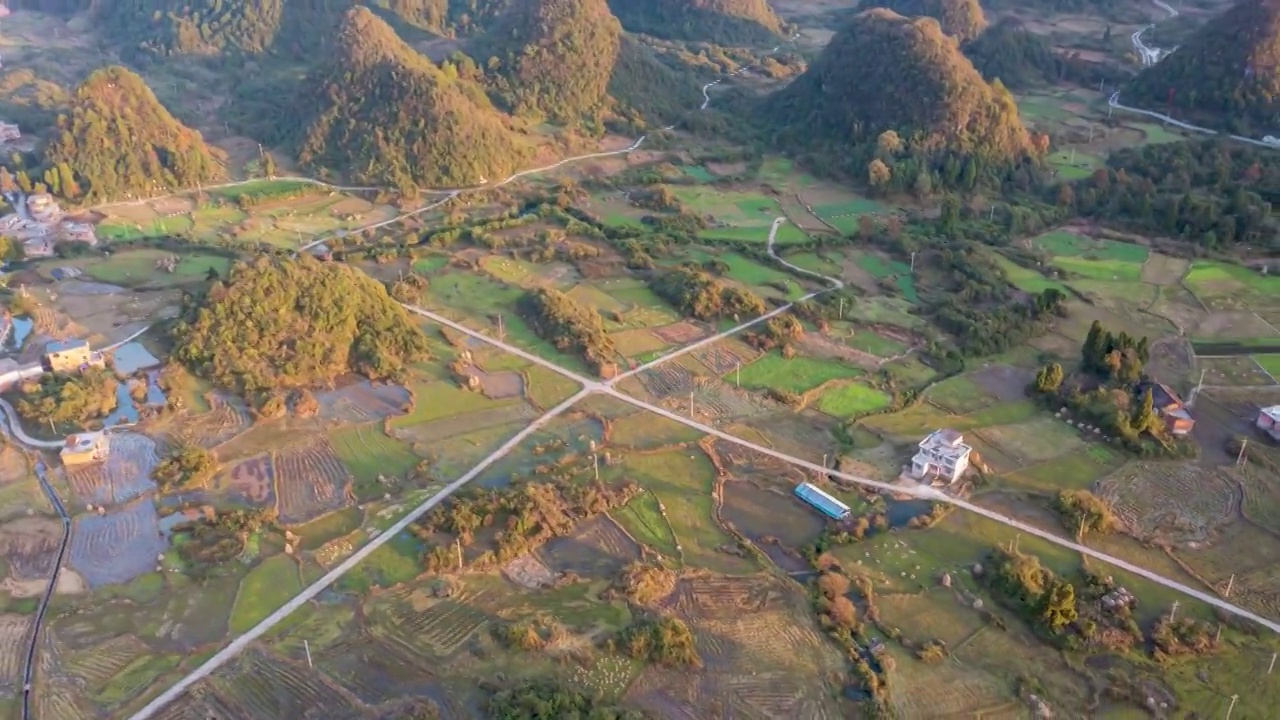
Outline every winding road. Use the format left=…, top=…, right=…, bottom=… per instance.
left=1114, top=0, right=1280, bottom=150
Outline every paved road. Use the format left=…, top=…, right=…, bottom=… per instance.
left=0, top=398, right=63, bottom=449
left=128, top=387, right=592, bottom=720
left=19, top=460, right=70, bottom=720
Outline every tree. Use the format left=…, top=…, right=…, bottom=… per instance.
left=1034, top=362, right=1064, bottom=393
left=876, top=129, right=903, bottom=157
left=1037, top=579, right=1078, bottom=633
left=867, top=159, right=892, bottom=192
left=1082, top=320, right=1106, bottom=372
left=261, top=152, right=277, bottom=179
left=913, top=170, right=933, bottom=198
left=1132, top=388, right=1161, bottom=435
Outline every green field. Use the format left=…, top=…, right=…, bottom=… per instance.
left=925, top=375, right=995, bottom=413
left=294, top=507, right=364, bottom=550
left=1254, top=355, right=1280, bottom=378
left=612, top=490, right=680, bottom=558
left=1045, top=150, right=1103, bottom=181
left=329, top=424, right=420, bottom=483
left=211, top=179, right=315, bottom=201
left=857, top=253, right=918, bottom=301
left=843, top=329, right=908, bottom=358
left=1033, top=230, right=1150, bottom=263
left=392, top=382, right=519, bottom=428
left=412, top=255, right=451, bottom=274
left=230, top=554, right=303, bottom=634
left=780, top=251, right=842, bottom=276
left=992, top=254, right=1069, bottom=294
left=734, top=352, right=864, bottom=394
left=65, top=248, right=232, bottom=286
left=680, top=165, right=716, bottom=183
left=1052, top=255, right=1144, bottom=282
left=1184, top=261, right=1280, bottom=308
left=815, top=381, right=891, bottom=416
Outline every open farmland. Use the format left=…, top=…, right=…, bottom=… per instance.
left=328, top=424, right=420, bottom=489
left=274, top=439, right=352, bottom=524
left=68, top=499, right=167, bottom=588
left=208, top=454, right=275, bottom=507
left=313, top=381, right=410, bottom=423
left=734, top=351, right=863, bottom=394
left=62, top=432, right=159, bottom=507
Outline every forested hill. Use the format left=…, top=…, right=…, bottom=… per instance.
left=607, top=0, right=785, bottom=45
left=770, top=9, right=1034, bottom=185
left=172, top=255, right=430, bottom=395
left=484, top=0, right=622, bottom=124
left=864, top=0, right=987, bottom=41
left=1126, top=0, right=1280, bottom=134
left=294, top=7, right=529, bottom=191
left=43, top=66, right=223, bottom=203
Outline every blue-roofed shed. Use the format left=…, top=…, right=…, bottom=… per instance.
left=794, top=482, right=851, bottom=520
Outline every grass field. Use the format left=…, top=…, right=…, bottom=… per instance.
left=294, top=507, right=364, bottom=550
left=1045, top=150, right=1104, bottom=180
left=815, top=381, right=891, bottom=416
left=61, top=248, right=231, bottom=286
left=856, top=254, right=918, bottom=301
left=992, top=254, right=1069, bottom=294
left=230, top=554, right=303, bottom=634
left=780, top=251, right=842, bottom=276
left=329, top=424, right=420, bottom=483
left=612, top=490, right=680, bottom=558
left=843, top=328, right=908, bottom=357
left=1053, top=256, right=1144, bottom=282
left=1035, top=231, right=1150, bottom=263
left=623, top=450, right=755, bottom=574
left=1254, top=355, right=1280, bottom=378
left=392, top=382, right=519, bottom=428
left=734, top=352, right=864, bottom=394
left=925, top=376, right=995, bottom=413
left=524, top=365, right=580, bottom=409
left=1184, top=261, right=1280, bottom=309
left=680, top=165, right=716, bottom=183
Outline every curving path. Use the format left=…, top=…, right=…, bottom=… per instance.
left=19, top=460, right=70, bottom=720
left=1115, top=0, right=1280, bottom=150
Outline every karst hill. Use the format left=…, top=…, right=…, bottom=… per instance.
left=293, top=7, right=530, bottom=191
left=43, top=66, right=224, bottom=202
left=607, top=0, right=786, bottom=45
left=771, top=9, right=1033, bottom=170
left=1126, top=0, right=1280, bottom=133
left=864, top=0, right=988, bottom=41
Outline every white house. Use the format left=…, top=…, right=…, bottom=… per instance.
left=911, top=429, right=972, bottom=484
left=1258, top=406, right=1280, bottom=443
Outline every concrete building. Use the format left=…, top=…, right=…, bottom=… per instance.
left=911, top=429, right=972, bottom=485
left=42, top=339, right=103, bottom=374
left=26, top=193, right=60, bottom=223
left=61, top=431, right=109, bottom=466
left=0, top=122, right=17, bottom=144
left=1258, top=406, right=1280, bottom=443
left=60, top=221, right=97, bottom=245
left=794, top=482, right=851, bottom=520
left=1137, top=382, right=1196, bottom=436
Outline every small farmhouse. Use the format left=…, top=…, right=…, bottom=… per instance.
left=1258, top=406, right=1280, bottom=443
left=794, top=482, right=851, bottom=520
left=911, top=429, right=972, bottom=484
left=42, top=339, right=104, bottom=374
left=61, top=431, right=109, bottom=466
left=1137, top=381, right=1195, bottom=436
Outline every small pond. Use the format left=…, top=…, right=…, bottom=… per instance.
left=103, top=382, right=140, bottom=428
left=110, top=342, right=161, bottom=375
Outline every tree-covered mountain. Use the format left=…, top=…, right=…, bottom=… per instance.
left=294, top=7, right=529, bottom=191
left=173, top=255, right=430, bottom=394
left=43, top=66, right=223, bottom=202
left=770, top=9, right=1033, bottom=182
left=607, top=0, right=785, bottom=45
left=865, top=0, right=987, bottom=41
left=1126, top=0, right=1280, bottom=134
left=484, top=0, right=622, bottom=124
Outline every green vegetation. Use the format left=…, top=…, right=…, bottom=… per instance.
left=613, top=491, right=679, bottom=558
left=772, top=8, right=1035, bottom=191
left=649, top=267, right=765, bottom=321
left=230, top=554, right=302, bottom=634
left=963, top=18, right=1064, bottom=89
left=40, top=66, right=222, bottom=203
left=607, top=0, right=784, bottom=45
left=152, top=445, right=217, bottom=493
left=1033, top=231, right=1150, bottom=263
left=486, top=0, right=621, bottom=124
left=329, top=424, right=420, bottom=484
left=173, top=256, right=429, bottom=395
left=15, top=369, right=117, bottom=429
left=815, top=382, right=892, bottom=416
left=620, top=616, right=701, bottom=667
left=518, top=287, right=616, bottom=374
left=1255, top=355, right=1280, bottom=377
left=736, top=352, right=863, bottom=394
left=867, top=0, right=987, bottom=41
left=487, top=680, right=647, bottom=720
left=295, top=8, right=529, bottom=191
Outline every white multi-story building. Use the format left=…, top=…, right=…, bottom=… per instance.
left=910, top=429, right=972, bottom=485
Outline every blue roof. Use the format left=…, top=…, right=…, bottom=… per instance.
left=794, top=482, right=851, bottom=519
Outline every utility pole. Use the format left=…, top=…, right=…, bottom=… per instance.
left=47, top=417, right=55, bottom=437
left=1078, top=515, right=1087, bottom=540
left=1169, top=600, right=1179, bottom=622
left=735, top=361, right=741, bottom=388
left=1225, top=573, right=1235, bottom=597
left=838, top=296, right=845, bottom=320
left=1269, top=651, right=1277, bottom=674
left=593, top=453, right=599, bottom=481
left=910, top=251, right=916, bottom=273
left=989, top=204, right=995, bottom=221
left=689, top=391, right=695, bottom=419
left=455, top=538, right=463, bottom=570
left=1225, top=694, right=1239, bottom=720
left=1070, top=148, right=1077, bottom=165
left=1013, top=533, right=1020, bottom=554
left=1236, top=439, right=1248, bottom=467
left=1214, top=624, right=1222, bottom=644
left=497, top=314, right=504, bottom=340
left=304, top=640, right=313, bottom=669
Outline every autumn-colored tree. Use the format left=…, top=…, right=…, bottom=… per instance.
left=867, top=158, right=891, bottom=191
left=876, top=129, right=903, bottom=157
